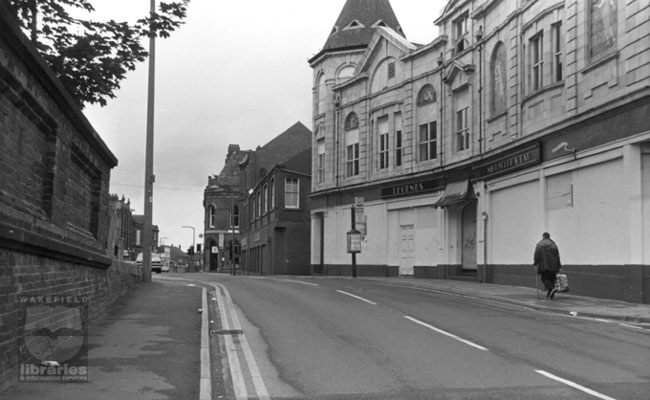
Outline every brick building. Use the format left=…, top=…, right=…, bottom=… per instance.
left=0, top=4, right=140, bottom=388
left=131, top=214, right=159, bottom=260
left=310, top=0, right=650, bottom=302
left=106, top=195, right=159, bottom=261
left=107, top=195, right=133, bottom=260
left=203, top=122, right=312, bottom=275
left=240, top=147, right=312, bottom=275
left=203, top=144, right=250, bottom=272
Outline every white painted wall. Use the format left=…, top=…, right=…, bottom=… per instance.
left=356, top=203, right=388, bottom=266
left=489, top=179, right=542, bottom=265
left=548, top=159, right=626, bottom=265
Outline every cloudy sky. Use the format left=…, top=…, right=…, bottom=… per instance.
left=84, top=0, right=449, bottom=250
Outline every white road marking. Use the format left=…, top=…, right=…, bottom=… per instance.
left=213, top=283, right=270, bottom=400
left=336, top=290, right=377, bottom=305
left=279, top=279, right=319, bottom=287
left=199, top=288, right=212, bottom=400
left=220, top=284, right=270, bottom=400
left=593, top=318, right=610, bottom=323
left=404, top=316, right=489, bottom=351
left=155, top=276, right=270, bottom=399
left=535, top=370, right=618, bottom=400
left=213, top=284, right=248, bottom=399
left=618, top=323, right=643, bottom=330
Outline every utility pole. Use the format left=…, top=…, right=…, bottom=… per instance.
left=142, top=0, right=156, bottom=283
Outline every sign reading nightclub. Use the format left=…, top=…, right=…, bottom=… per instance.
left=473, top=142, right=541, bottom=180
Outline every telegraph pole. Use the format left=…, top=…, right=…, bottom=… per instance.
left=142, top=0, right=156, bottom=283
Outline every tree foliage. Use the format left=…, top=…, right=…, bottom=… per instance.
left=6, top=0, right=190, bottom=107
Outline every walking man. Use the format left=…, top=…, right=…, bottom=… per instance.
left=534, top=232, right=562, bottom=299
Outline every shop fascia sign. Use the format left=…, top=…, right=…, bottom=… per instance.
left=380, top=142, right=541, bottom=200
left=381, top=175, right=442, bottom=199
left=473, top=142, right=541, bottom=180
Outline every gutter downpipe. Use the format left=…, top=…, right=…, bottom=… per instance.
left=482, top=208, right=488, bottom=283
left=477, top=26, right=484, bottom=155
left=439, top=55, right=445, bottom=166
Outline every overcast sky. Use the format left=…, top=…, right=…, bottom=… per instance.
left=83, top=0, right=449, bottom=250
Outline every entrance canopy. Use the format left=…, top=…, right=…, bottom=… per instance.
left=433, top=180, right=477, bottom=208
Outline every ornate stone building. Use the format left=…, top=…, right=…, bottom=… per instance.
left=309, top=0, right=650, bottom=302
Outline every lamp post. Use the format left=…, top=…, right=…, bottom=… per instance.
left=141, top=0, right=157, bottom=283
left=182, top=225, right=195, bottom=270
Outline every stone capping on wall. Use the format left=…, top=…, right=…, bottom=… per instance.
left=0, top=221, right=111, bottom=269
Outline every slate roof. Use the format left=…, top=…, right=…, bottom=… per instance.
left=320, top=0, right=404, bottom=54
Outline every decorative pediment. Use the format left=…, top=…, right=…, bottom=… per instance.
left=357, top=26, right=416, bottom=75
left=443, top=60, right=475, bottom=87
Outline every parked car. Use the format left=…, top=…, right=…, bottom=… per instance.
left=136, top=252, right=163, bottom=274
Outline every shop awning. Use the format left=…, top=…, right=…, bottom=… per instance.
left=433, top=180, right=477, bottom=208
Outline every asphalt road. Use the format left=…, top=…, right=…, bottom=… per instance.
left=200, top=274, right=650, bottom=400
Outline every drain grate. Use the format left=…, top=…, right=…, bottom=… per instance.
left=210, top=329, right=243, bottom=336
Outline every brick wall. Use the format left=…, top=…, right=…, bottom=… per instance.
left=0, top=251, right=141, bottom=389
left=0, top=5, right=139, bottom=389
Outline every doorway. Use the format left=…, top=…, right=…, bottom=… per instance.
left=461, top=203, right=477, bottom=270
left=209, top=239, right=218, bottom=271
left=399, top=224, right=415, bottom=275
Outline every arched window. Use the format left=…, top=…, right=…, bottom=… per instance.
left=370, top=57, right=398, bottom=93
left=209, top=205, right=216, bottom=228
left=232, top=204, right=240, bottom=227
left=345, top=113, right=359, bottom=177
left=491, top=42, right=507, bottom=115
left=316, top=72, right=326, bottom=114
left=345, top=112, right=359, bottom=130
left=417, top=84, right=436, bottom=105
left=337, top=65, right=355, bottom=84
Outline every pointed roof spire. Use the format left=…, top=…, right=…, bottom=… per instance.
left=319, top=0, right=404, bottom=56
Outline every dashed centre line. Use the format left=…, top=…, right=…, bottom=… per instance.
left=404, top=316, right=489, bottom=351
left=336, top=290, right=377, bottom=305
left=535, top=370, right=618, bottom=400
left=279, top=279, right=320, bottom=287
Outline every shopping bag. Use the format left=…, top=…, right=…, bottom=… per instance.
left=555, top=273, right=569, bottom=292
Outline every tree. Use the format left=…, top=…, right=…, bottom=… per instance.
left=6, top=0, right=190, bottom=107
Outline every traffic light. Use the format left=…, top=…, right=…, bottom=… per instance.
left=187, top=246, right=194, bottom=255
left=196, top=244, right=202, bottom=253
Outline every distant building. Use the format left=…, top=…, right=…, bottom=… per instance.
left=310, top=0, right=650, bottom=302
left=107, top=195, right=133, bottom=260
left=158, top=244, right=191, bottom=272
left=132, top=214, right=159, bottom=259
left=203, top=122, right=312, bottom=274
left=240, top=147, right=312, bottom=275
left=203, top=144, right=250, bottom=271
left=238, top=122, right=312, bottom=275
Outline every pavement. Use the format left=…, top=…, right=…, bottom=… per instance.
left=2, top=273, right=648, bottom=400
left=1, top=278, right=208, bottom=400
left=363, top=276, right=650, bottom=324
